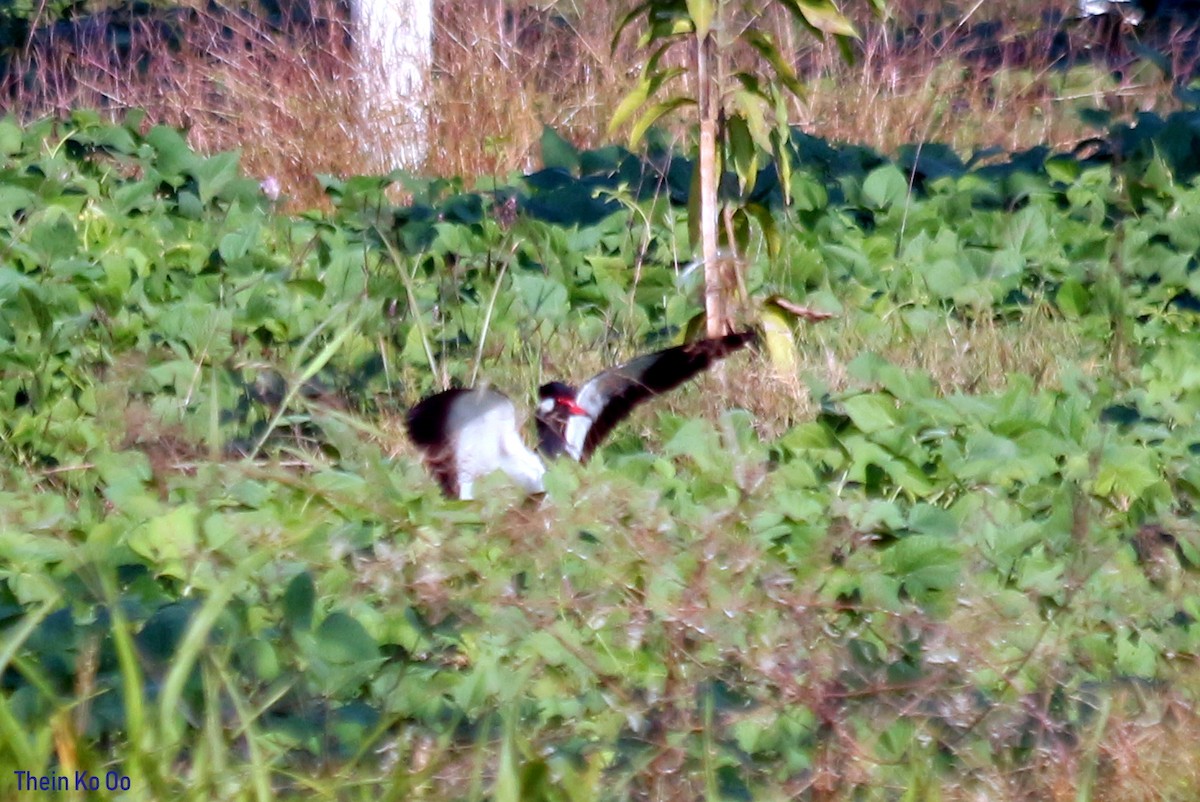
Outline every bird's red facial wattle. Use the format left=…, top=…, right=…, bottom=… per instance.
left=558, top=397, right=587, bottom=417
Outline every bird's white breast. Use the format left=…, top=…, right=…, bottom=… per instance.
left=450, top=394, right=546, bottom=499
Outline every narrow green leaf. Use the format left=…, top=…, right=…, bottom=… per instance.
left=0, top=596, right=60, bottom=767
left=609, top=84, right=651, bottom=135
left=731, top=91, right=773, bottom=152
left=746, top=203, right=781, bottom=259
left=610, top=63, right=685, bottom=136
left=727, top=115, right=758, bottom=196
left=630, top=96, right=696, bottom=147
left=744, top=29, right=806, bottom=98
left=794, top=0, right=860, bottom=38
left=611, top=1, right=653, bottom=52
left=158, top=550, right=272, bottom=747
left=686, top=0, right=715, bottom=37
left=772, top=128, right=794, bottom=206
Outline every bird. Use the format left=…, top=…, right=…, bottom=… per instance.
left=1077, top=0, right=1148, bottom=24
left=405, top=331, right=756, bottom=499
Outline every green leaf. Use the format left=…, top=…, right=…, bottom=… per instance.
left=727, top=115, right=758, bottom=196
left=146, top=124, right=197, bottom=179
left=513, top=273, right=569, bottom=324
left=1056, top=279, right=1090, bottom=318
left=781, top=0, right=860, bottom=38
left=127, top=505, right=200, bottom=578
left=1092, top=445, right=1160, bottom=501
left=885, top=535, right=961, bottom=602
left=0, top=185, right=37, bottom=219
left=746, top=202, right=780, bottom=259
left=922, top=259, right=965, bottom=299
left=316, top=612, right=380, bottom=664
left=218, top=219, right=262, bottom=263
left=0, top=117, right=21, bottom=156
left=193, top=151, right=241, bottom=205
left=283, top=571, right=316, bottom=631
left=664, top=417, right=722, bottom=475
left=685, top=0, right=714, bottom=37
left=630, top=96, right=696, bottom=147
left=842, top=393, right=898, bottom=434
left=1116, top=631, right=1158, bottom=678
left=611, top=1, right=654, bottom=53
left=862, top=163, right=910, bottom=209
left=609, top=84, right=651, bottom=136
left=744, top=29, right=806, bottom=98
left=540, top=126, right=580, bottom=173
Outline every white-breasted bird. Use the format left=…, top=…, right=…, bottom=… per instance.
left=405, top=331, right=756, bottom=499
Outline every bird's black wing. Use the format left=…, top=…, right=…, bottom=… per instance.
left=570, top=330, right=756, bottom=461
left=406, top=388, right=473, bottom=497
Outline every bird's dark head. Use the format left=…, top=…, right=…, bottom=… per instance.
left=535, top=381, right=585, bottom=458
left=536, top=381, right=586, bottom=417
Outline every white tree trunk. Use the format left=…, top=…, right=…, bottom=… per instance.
left=352, top=0, right=433, bottom=171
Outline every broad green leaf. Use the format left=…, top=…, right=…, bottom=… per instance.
left=0, top=185, right=36, bottom=219
left=146, top=124, right=197, bottom=179
left=843, top=393, right=898, bottom=433
left=1056, top=279, right=1090, bottom=318
left=316, top=612, right=380, bottom=664
left=195, top=150, right=244, bottom=204
left=1115, top=631, right=1158, bottom=678
left=1092, top=445, right=1160, bottom=501
left=922, top=259, right=965, bottom=299
left=730, top=90, right=773, bottom=154
left=884, top=535, right=961, bottom=602
left=0, top=117, right=21, bottom=156
left=284, top=572, right=316, bottom=631
left=128, top=505, right=200, bottom=578
left=513, top=273, right=569, bottom=323
left=862, top=163, right=910, bottom=209
left=540, top=125, right=580, bottom=173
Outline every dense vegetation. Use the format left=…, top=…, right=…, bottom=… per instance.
left=3, top=95, right=1200, bottom=800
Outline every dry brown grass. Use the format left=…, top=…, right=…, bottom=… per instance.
left=5, top=0, right=362, bottom=207
left=427, top=1, right=635, bottom=180
left=5, top=1, right=1195, bottom=209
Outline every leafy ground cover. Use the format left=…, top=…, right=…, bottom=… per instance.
left=2, top=106, right=1200, bottom=800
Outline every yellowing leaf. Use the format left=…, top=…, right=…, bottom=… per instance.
left=795, top=0, right=860, bottom=38
left=761, top=305, right=799, bottom=378
left=609, top=84, right=650, bottom=135
left=630, top=96, right=695, bottom=147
